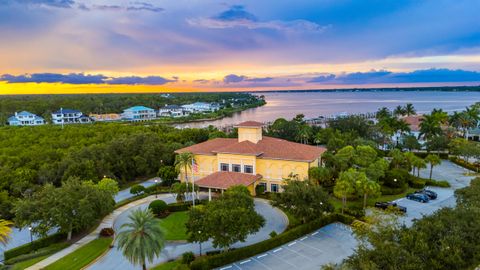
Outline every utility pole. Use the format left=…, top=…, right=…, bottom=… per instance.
left=191, top=159, right=195, bottom=207
left=60, top=107, right=64, bottom=129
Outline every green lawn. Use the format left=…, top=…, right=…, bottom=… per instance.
left=150, top=260, right=183, bottom=270
left=10, top=255, right=50, bottom=270
left=157, top=211, right=188, bottom=241
left=44, top=237, right=113, bottom=270
left=330, top=187, right=416, bottom=211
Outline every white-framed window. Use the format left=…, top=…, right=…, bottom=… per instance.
left=232, top=164, right=241, bottom=172
left=244, top=165, right=253, bottom=174
left=271, top=183, right=279, bottom=193
left=220, top=163, right=229, bottom=172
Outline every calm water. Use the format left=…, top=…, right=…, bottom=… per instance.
left=176, top=91, right=480, bottom=128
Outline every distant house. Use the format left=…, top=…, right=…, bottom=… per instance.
left=181, top=102, right=220, bottom=113
left=8, top=111, right=45, bottom=126
left=121, top=106, right=156, bottom=121
left=158, top=105, right=190, bottom=118
left=90, top=113, right=121, bottom=122
left=392, top=115, right=425, bottom=146
left=52, top=108, right=92, bottom=125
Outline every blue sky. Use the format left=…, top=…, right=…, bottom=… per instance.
left=1, top=0, right=480, bottom=92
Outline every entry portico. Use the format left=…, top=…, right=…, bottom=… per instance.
left=195, top=171, right=262, bottom=200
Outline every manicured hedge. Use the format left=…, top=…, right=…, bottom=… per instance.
left=167, top=200, right=205, bottom=212
left=4, top=232, right=67, bottom=261
left=189, top=213, right=354, bottom=270
left=4, top=242, right=70, bottom=265
left=450, top=157, right=479, bottom=172
left=425, top=178, right=451, bottom=188
left=414, top=152, right=449, bottom=159
left=409, top=177, right=426, bottom=189
left=381, top=184, right=408, bottom=195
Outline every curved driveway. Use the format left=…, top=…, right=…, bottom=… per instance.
left=87, top=196, right=287, bottom=270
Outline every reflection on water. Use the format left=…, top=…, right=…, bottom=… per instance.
left=175, top=91, right=480, bottom=128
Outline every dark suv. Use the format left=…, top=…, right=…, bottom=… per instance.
left=374, top=202, right=407, bottom=213
left=415, top=189, right=437, bottom=200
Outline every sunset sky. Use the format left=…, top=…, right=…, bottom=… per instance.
left=1, top=0, right=480, bottom=94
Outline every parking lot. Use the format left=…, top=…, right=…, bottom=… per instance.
left=218, top=223, right=357, bottom=270
left=219, top=161, right=475, bottom=270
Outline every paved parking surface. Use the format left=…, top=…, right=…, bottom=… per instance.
left=218, top=223, right=356, bottom=270
left=220, top=160, right=475, bottom=270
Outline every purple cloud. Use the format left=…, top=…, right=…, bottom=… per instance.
left=0, top=73, right=176, bottom=85
left=223, top=74, right=247, bottom=83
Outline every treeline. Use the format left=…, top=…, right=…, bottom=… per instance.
left=0, top=92, right=261, bottom=124
left=0, top=123, right=215, bottom=219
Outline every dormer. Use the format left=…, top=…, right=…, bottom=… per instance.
left=235, top=121, right=263, bottom=144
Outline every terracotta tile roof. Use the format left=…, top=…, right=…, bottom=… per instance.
left=402, top=115, right=424, bottom=132
left=234, top=121, right=264, bottom=127
left=195, top=171, right=262, bottom=189
left=175, top=136, right=326, bottom=162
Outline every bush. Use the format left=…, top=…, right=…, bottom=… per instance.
left=4, top=242, right=70, bottom=265
left=409, top=177, right=426, bottom=189
left=99, top=227, right=115, bottom=237
left=255, top=184, right=265, bottom=195
left=450, top=157, right=479, bottom=172
left=4, top=232, right=67, bottom=261
left=189, top=213, right=354, bottom=270
left=167, top=200, right=205, bottom=212
left=269, top=231, right=277, bottom=238
left=130, top=185, right=146, bottom=196
left=415, top=152, right=449, bottom=159
left=381, top=184, right=408, bottom=195
left=425, top=179, right=451, bottom=187
left=344, top=206, right=365, bottom=218
left=181, top=251, right=195, bottom=265
left=149, top=200, right=169, bottom=217
left=173, top=264, right=190, bottom=270
left=382, top=169, right=410, bottom=188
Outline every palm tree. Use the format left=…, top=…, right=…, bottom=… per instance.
left=0, top=219, right=13, bottom=246
left=376, top=107, right=391, bottom=120
left=412, top=157, right=427, bottom=177
left=296, top=125, right=312, bottom=144
left=419, top=114, right=443, bottom=141
left=425, top=154, right=441, bottom=180
left=356, top=178, right=381, bottom=209
left=117, top=209, right=165, bottom=270
left=335, top=169, right=357, bottom=214
left=393, top=105, right=406, bottom=117
left=405, top=103, right=416, bottom=116
left=174, top=152, right=195, bottom=192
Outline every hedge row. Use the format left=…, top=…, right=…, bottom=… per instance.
left=4, top=232, right=67, bottom=261
left=414, top=152, right=449, bottom=159
left=450, top=157, right=479, bottom=172
left=189, top=213, right=355, bottom=270
left=4, top=242, right=70, bottom=265
left=167, top=200, right=205, bottom=212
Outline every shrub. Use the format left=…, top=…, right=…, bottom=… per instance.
left=181, top=251, right=195, bottom=265
left=4, top=232, right=67, bottom=261
left=382, top=169, right=409, bottom=188
left=149, top=200, right=169, bottom=217
left=269, top=231, right=277, bottom=238
left=99, top=227, right=115, bottom=237
left=344, top=206, right=365, bottom=218
left=173, top=264, right=190, bottom=270
left=4, top=242, right=70, bottom=265
left=409, top=177, right=426, bottom=189
left=381, top=184, right=408, bottom=195
left=189, top=213, right=354, bottom=270
left=130, top=184, right=145, bottom=196
left=255, top=184, right=265, bottom=195
left=425, top=179, right=451, bottom=187
left=450, top=157, right=479, bottom=172
left=167, top=200, right=205, bottom=212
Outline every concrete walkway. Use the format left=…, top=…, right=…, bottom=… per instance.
left=26, top=194, right=169, bottom=270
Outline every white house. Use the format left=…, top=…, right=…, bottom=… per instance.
left=181, top=102, right=220, bottom=113
left=158, top=105, right=190, bottom=118
left=121, top=106, right=157, bottom=121
left=52, top=108, right=92, bottom=125
left=392, top=115, right=425, bottom=147
left=8, top=111, right=45, bottom=126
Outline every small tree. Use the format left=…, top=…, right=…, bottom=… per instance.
left=412, top=157, right=427, bottom=177
left=425, top=154, right=442, bottom=180
left=130, top=185, right=145, bottom=196
left=148, top=200, right=168, bottom=217
left=172, top=182, right=198, bottom=203
left=97, top=177, right=120, bottom=197
left=356, top=177, right=381, bottom=209
left=334, top=169, right=358, bottom=214
left=272, top=180, right=333, bottom=223
left=157, top=166, right=177, bottom=186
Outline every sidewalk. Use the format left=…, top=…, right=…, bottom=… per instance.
left=26, top=194, right=165, bottom=270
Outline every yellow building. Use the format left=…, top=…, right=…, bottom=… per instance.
left=175, top=121, right=326, bottom=196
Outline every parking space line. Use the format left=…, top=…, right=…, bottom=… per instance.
left=311, top=231, right=319, bottom=236
left=268, top=249, right=297, bottom=268
left=220, top=266, right=233, bottom=270
left=232, top=263, right=242, bottom=270
left=257, top=254, right=268, bottom=259
left=283, top=246, right=313, bottom=261
left=300, top=236, right=308, bottom=241
left=288, top=241, right=297, bottom=246
left=273, top=248, right=282, bottom=253
left=251, top=257, right=273, bottom=270
left=295, top=239, right=324, bottom=253
left=240, top=259, right=251, bottom=265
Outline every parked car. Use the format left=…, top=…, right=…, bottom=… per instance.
left=415, top=189, right=437, bottom=200
left=406, top=193, right=430, bottom=203
left=374, top=201, right=407, bottom=213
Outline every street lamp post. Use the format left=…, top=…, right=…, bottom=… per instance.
left=155, top=179, right=158, bottom=198
left=198, top=231, right=202, bottom=256
left=28, top=226, right=33, bottom=250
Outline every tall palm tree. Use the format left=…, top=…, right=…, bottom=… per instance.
left=296, top=125, right=312, bottom=144
left=405, top=103, right=416, bottom=116
left=174, top=152, right=195, bottom=191
left=0, top=219, right=13, bottom=246
left=117, top=209, right=165, bottom=270
left=393, top=105, right=406, bottom=117
left=419, top=114, right=443, bottom=141
left=425, top=154, right=441, bottom=180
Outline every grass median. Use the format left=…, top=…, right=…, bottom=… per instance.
left=43, top=237, right=113, bottom=270
left=157, top=211, right=188, bottom=241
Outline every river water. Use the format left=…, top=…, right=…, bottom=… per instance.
left=175, top=90, right=480, bottom=128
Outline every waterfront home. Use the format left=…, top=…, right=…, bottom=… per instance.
left=392, top=115, right=425, bottom=147
left=90, top=113, right=121, bottom=122
left=121, top=106, right=156, bottom=121
left=52, top=108, right=92, bottom=124
left=8, top=111, right=45, bottom=126
left=175, top=121, right=326, bottom=197
left=181, top=102, right=220, bottom=113
left=158, top=104, right=190, bottom=118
